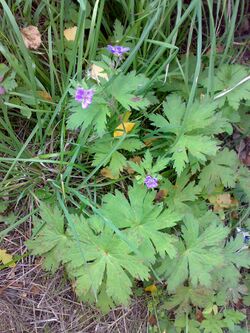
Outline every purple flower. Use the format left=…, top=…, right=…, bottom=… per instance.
left=144, top=175, right=158, bottom=189
left=75, top=87, right=94, bottom=109
left=0, top=86, right=5, bottom=95
left=107, top=45, right=130, bottom=57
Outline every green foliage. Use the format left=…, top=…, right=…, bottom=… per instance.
left=129, top=150, right=169, bottom=183
left=158, top=215, right=228, bottom=291
left=199, top=148, right=239, bottom=192
left=149, top=95, right=229, bottom=175
left=1, top=1, right=249, bottom=330
left=27, top=184, right=181, bottom=310
left=202, top=64, right=250, bottom=110
left=90, top=134, right=144, bottom=177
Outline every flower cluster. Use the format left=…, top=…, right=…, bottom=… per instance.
left=75, top=88, right=94, bottom=109
left=144, top=175, right=158, bottom=189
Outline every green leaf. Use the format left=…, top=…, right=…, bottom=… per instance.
left=90, top=135, right=143, bottom=177
left=65, top=220, right=149, bottom=307
left=158, top=215, right=228, bottom=291
left=200, top=313, right=225, bottom=333
left=26, top=203, right=68, bottom=272
left=199, top=148, right=239, bottom=192
left=223, top=310, right=246, bottom=331
left=67, top=101, right=109, bottom=137
left=108, top=71, right=150, bottom=110
left=99, top=183, right=181, bottom=261
left=113, top=19, right=124, bottom=42
left=172, top=134, right=218, bottom=175
left=202, top=64, right=250, bottom=110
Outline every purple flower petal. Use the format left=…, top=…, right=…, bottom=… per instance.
left=107, top=45, right=130, bottom=57
left=75, top=87, right=94, bottom=109
left=144, top=175, right=158, bottom=189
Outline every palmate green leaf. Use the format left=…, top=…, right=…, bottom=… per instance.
left=90, top=135, right=144, bottom=177
left=163, top=170, right=200, bottom=213
left=214, top=235, right=250, bottom=288
left=67, top=100, right=109, bottom=137
left=99, top=183, right=181, bottom=262
left=165, top=285, right=214, bottom=312
left=175, top=315, right=201, bottom=333
left=199, top=148, right=239, bottom=192
left=128, top=150, right=169, bottom=179
left=223, top=310, right=246, bottom=331
left=202, top=64, right=250, bottom=110
left=172, top=134, right=218, bottom=175
left=158, top=215, right=228, bottom=291
left=64, top=218, right=149, bottom=307
left=201, top=313, right=225, bottom=333
left=107, top=71, right=150, bottom=110
left=149, top=95, right=220, bottom=174
left=26, top=203, right=68, bottom=272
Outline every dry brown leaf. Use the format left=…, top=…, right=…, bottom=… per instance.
left=64, top=26, right=77, bottom=41
left=90, top=64, right=108, bottom=82
left=0, top=249, right=15, bottom=267
left=144, top=137, right=158, bottom=147
left=208, top=193, right=238, bottom=212
left=37, top=91, right=52, bottom=101
left=100, top=167, right=118, bottom=180
left=155, top=189, right=168, bottom=202
left=21, top=26, right=41, bottom=50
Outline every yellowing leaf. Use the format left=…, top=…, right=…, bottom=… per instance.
left=100, top=167, right=118, bottom=179
left=0, top=249, right=15, bottom=267
left=21, top=25, right=41, bottom=50
left=144, top=284, right=157, bottom=293
left=113, top=122, right=135, bottom=137
left=64, top=26, right=77, bottom=41
left=91, top=64, right=108, bottom=82
left=37, top=91, right=52, bottom=101
left=208, top=193, right=238, bottom=212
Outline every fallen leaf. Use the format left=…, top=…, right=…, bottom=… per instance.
left=0, top=249, right=15, bottom=267
left=100, top=167, right=118, bottom=179
left=64, top=26, right=77, bottom=41
left=37, top=91, right=52, bottom=101
left=113, top=122, right=135, bottom=137
left=208, top=193, right=238, bottom=212
left=144, top=284, right=157, bottom=293
left=196, top=309, right=204, bottom=323
left=21, top=26, right=41, bottom=50
left=148, top=314, right=157, bottom=326
left=90, top=64, right=108, bottom=82
left=155, top=189, right=168, bottom=202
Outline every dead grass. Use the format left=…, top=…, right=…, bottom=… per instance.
left=0, top=228, right=148, bottom=333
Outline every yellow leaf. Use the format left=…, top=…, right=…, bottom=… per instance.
left=0, top=249, right=15, bottom=267
left=90, top=64, right=108, bottom=82
left=21, top=25, right=41, bottom=50
left=212, top=304, right=218, bottom=315
left=64, top=26, right=77, bottom=41
left=144, top=284, right=157, bottom=293
left=113, top=122, right=135, bottom=137
left=100, top=167, right=118, bottom=179
left=37, top=91, right=52, bottom=101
